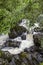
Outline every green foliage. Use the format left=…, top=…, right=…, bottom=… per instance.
left=40, top=63, right=43, bottom=65
left=0, top=0, right=43, bottom=33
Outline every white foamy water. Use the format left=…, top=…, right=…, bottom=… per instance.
left=8, top=39, right=34, bottom=55
left=0, top=34, right=9, bottom=41
left=0, top=34, right=9, bottom=48
left=0, top=19, right=35, bottom=55
left=1, top=34, right=34, bottom=55
left=34, top=22, right=39, bottom=27
left=19, top=19, right=30, bottom=30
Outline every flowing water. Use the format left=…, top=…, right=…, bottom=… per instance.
left=1, top=33, right=34, bottom=55
left=0, top=19, right=42, bottom=55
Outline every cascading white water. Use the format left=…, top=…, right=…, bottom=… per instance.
left=1, top=19, right=39, bottom=55
left=19, top=19, right=30, bottom=30
left=0, top=34, right=9, bottom=49
left=7, top=34, right=34, bottom=54
left=1, top=33, right=34, bottom=55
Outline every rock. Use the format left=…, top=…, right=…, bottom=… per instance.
left=24, top=48, right=30, bottom=53
left=37, top=53, right=43, bottom=62
left=0, top=50, right=5, bottom=58
left=14, top=55, right=20, bottom=60
left=21, top=58, right=28, bottom=65
left=32, top=52, right=43, bottom=63
left=0, top=58, right=9, bottom=65
left=21, top=62, right=25, bottom=65
left=10, top=57, right=16, bottom=65
left=0, top=50, right=12, bottom=63
left=34, top=27, right=41, bottom=32
left=0, top=49, right=43, bottom=65
left=24, top=46, right=43, bottom=65
left=24, top=46, right=35, bottom=53
left=21, top=35, right=26, bottom=40
left=0, top=58, right=3, bottom=65
left=13, top=54, right=21, bottom=65
left=39, top=48, right=43, bottom=55
left=24, top=45, right=41, bottom=53
left=26, top=52, right=40, bottom=65
left=26, top=54, right=35, bottom=65
left=34, top=27, right=43, bottom=37
left=33, top=34, right=41, bottom=47
left=9, top=25, right=27, bottom=39
left=4, top=39, right=21, bottom=48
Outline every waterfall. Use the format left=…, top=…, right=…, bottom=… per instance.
left=19, top=19, right=30, bottom=30
left=1, top=33, right=34, bottom=55
left=0, top=19, right=36, bottom=55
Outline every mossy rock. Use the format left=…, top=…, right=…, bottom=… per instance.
left=9, top=25, right=27, bottom=39
left=0, top=50, right=5, bottom=58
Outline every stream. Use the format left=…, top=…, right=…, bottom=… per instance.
left=0, top=19, right=43, bottom=65
left=0, top=19, right=42, bottom=55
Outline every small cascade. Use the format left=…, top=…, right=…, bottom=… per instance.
left=0, top=19, right=43, bottom=55
left=0, top=19, right=43, bottom=65
left=0, top=19, right=34, bottom=55
left=19, top=19, right=30, bottom=30
left=0, top=34, right=9, bottom=49
left=1, top=33, right=34, bottom=55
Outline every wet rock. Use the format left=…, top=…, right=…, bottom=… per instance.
left=21, top=35, right=26, bottom=40
left=33, top=34, right=41, bottom=47
left=21, top=58, right=28, bottom=65
left=14, top=54, right=20, bottom=60
left=0, top=50, right=12, bottom=63
left=4, top=39, right=21, bottom=48
left=9, top=25, right=27, bottom=39
left=0, top=49, right=43, bottom=65
left=0, top=58, right=9, bottom=65
left=10, top=57, right=16, bottom=65
left=34, top=27, right=41, bottom=32
left=24, top=46, right=38, bottom=53
left=24, top=47, right=43, bottom=65
left=32, top=52, right=43, bottom=63
left=14, top=54, right=22, bottom=65
left=0, top=50, right=5, bottom=58
left=39, top=48, right=43, bottom=55
left=24, top=48, right=30, bottom=53
left=21, top=62, right=25, bottom=65
left=4, top=52, right=12, bottom=63
left=34, top=27, right=43, bottom=37
left=26, top=54, right=35, bottom=65
left=26, top=52, right=40, bottom=65
left=37, top=53, right=43, bottom=62
left=0, top=58, right=3, bottom=65
left=34, top=27, right=43, bottom=32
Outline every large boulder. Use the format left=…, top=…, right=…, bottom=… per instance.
left=9, top=25, right=27, bottom=39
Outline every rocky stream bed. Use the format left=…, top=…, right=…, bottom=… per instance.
left=0, top=19, right=43, bottom=65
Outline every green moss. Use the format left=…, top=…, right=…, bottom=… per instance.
left=0, top=50, right=4, bottom=57
left=40, top=63, right=43, bottom=65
